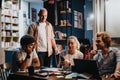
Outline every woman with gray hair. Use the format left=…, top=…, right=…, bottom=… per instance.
left=59, top=36, right=83, bottom=70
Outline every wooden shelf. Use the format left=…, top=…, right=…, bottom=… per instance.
left=60, top=8, right=71, bottom=14
left=0, top=0, right=19, bottom=48
left=55, top=39, right=67, bottom=41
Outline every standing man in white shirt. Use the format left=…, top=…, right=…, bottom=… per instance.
left=28, top=8, right=58, bottom=67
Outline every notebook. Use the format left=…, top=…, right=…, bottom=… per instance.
left=72, top=59, right=99, bottom=76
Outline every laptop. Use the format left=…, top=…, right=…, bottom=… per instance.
left=72, top=59, right=100, bottom=77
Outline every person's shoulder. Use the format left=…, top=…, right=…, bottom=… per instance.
left=46, top=21, right=51, bottom=24
left=12, top=48, right=22, bottom=57
left=109, top=47, right=119, bottom=52
left=59, top=49, right=68, bottom=56
left=29, top=22, right=38, bottom=27
left=46, top=21, right=52, bottom=26
left=76, top=50, right=84, bottom=57
left=76, top=50, right=83, bottom=54
left=93, top=50, right=102, bottom=59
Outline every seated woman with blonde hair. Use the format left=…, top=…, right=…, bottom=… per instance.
left=59, top=36, right=83, bottom=70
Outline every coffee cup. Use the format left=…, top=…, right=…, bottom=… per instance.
left=28, top=66, right=34, bottom=75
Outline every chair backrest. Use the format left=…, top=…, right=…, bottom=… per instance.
left=0, top=63, right=12, bottom=80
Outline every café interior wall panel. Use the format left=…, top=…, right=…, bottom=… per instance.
left=106, top=0, right=120, bottom=37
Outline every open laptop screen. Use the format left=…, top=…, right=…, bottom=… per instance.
left=73, top=59, right=99, bottom=76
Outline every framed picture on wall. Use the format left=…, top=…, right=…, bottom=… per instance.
left=74, top=21, right=78, bottom=28
left=77, top=12, right=83, bottom=29
left=74, top=10, right=77, bottom=15
left=31, top=8, right=37, bottom=22
left=74, top=11, right=83, bottom=29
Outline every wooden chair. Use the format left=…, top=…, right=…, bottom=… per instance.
left=0, top=63, right=12, bottom=80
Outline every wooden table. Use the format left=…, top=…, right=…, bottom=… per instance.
left=8, top=72, right=77, bottom=80
left=7, top=68, right=100, bottom=80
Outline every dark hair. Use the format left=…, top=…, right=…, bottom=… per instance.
left=97, top=32, right=111, bottom=48
left=20, top=35, right=36, bottom=47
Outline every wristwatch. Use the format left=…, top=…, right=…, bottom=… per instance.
left=26, top=55, right=30, bottom=59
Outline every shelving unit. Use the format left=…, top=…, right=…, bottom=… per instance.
left=54, top=0, right=72, bottom=49
left=44, top=0, right=85, bottom=51
left=0, top=0, right=19, bottom=63
left=1, top=0, right=19, bottom=49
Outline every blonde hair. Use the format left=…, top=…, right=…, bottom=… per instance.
left=67, top=36, right=80, bottom=50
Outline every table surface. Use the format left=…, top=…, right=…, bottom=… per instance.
left=8, top=68, right=98, bottom=80
left=8, top=72, right=78, bottom=80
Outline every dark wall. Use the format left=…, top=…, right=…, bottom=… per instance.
left=71, top=0, right=85, bottom=39
left=0, top=0, right=2, bottom=8
left=84, top=0, right=93, bottom=43
left=44, top=1, right=55, bottom=26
